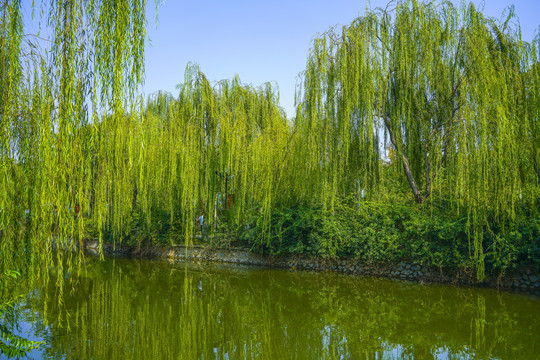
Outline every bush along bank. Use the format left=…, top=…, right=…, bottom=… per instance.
left=85, top=199, right=540, bottom=292
left=241, top=201, right=539, bottom=275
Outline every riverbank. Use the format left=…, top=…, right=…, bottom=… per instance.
left=85, top=240, right=540, bottom=294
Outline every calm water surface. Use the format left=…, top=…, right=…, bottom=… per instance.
left=11, top=257, right=540, bottom=359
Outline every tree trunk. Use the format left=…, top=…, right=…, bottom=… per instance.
left=383, top=115, right=423, bottom=203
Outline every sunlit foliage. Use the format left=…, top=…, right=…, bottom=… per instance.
left=0, top=0, right=538, bottom=302
left=1, top=1, right=149, bottom=356
left=297, top=0, right=540, bottom=278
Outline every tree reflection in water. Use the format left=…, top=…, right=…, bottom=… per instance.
left=14, top=257, right=540, bottom=359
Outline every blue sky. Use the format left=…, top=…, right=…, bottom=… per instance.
left=143, top=0, right=539, bottom=118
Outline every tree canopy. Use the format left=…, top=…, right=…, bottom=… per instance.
left=0, top=0, right=538, bottom=290
left=297, top=0, right=539, bottom=277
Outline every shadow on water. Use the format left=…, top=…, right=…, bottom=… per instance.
left=11, top=257, right=540, bottom=359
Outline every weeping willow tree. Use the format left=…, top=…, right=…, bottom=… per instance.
left=1, top=1, right=150, bottom=356
left=297, top=0, right=539, bottom=278
left=92, top=64, right=290, bottom=248
left=1, top=0, right=149, bottom=268
left=166, top=66, right=290, bottom=244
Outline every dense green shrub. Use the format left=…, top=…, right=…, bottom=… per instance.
left=236, top=199, right=540, bottom=272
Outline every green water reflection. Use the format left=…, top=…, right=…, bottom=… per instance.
left=16, top=257, right=540, bottom=359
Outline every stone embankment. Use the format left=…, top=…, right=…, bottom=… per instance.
left=85, top=240, right=540, bottom=294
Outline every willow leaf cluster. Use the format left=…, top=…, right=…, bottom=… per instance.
left=297, top=0, right=539, bottom=278
left=1, top=0, right=150, bottom=289
left=95, top=65, right=290, bottom=247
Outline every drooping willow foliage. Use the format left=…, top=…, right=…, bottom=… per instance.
left=1, top=0, right=149, bottom=289
left=296, top=0, right=539, bottom=278
left=0, top=0, right=539, bottom=293
left=94, top=64, right=290, bottom=247
left=0, top=2, right=150, bottom=355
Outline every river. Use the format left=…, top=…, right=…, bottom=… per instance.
left=9, top=256, right=540, bottom=359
